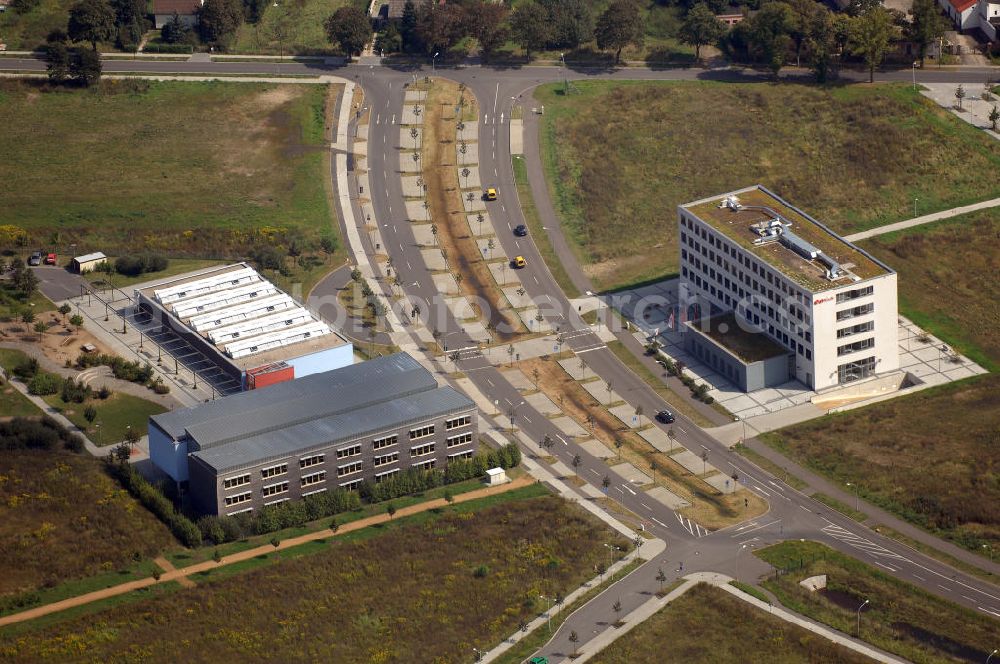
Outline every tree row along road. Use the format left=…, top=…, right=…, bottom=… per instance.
left=342, top=66, right=999, bottom=661
left=0, top=476, right=534, bottom=628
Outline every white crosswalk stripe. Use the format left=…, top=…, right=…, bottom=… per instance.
left=821, top=524, right=908, bottom=561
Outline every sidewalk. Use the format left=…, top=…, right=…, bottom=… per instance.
left=844, top=196, right=1000, bottom=242
left=0, top=476, right=534, bottom=628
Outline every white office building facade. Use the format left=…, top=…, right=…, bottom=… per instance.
left=678, top=186, right=899, bottom=392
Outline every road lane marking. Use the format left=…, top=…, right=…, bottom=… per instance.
left=651, top=517, right=667, bottom=527
left=624, top=486, right=636, bottom=495
left=641, top=502, right=651, bottom=510
left=874, top=562, right=897, bottom=572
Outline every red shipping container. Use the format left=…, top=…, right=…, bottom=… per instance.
left=246, top=362, right=294, bottom=390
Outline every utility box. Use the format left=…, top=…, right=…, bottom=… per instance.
left=246, top=361, right=294, bottom=390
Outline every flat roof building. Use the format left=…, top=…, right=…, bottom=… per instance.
left=678, top=186, right=898, bottom=392
left=149, top=353, right=478, bottom=515
left=136, top=263, right=352, bottom=391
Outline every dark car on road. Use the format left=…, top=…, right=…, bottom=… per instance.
left=655, top=409, right=675, bottom=424
left=513, top=224, right=528, bottom=237
left=27, top=250, right=42, bottom=266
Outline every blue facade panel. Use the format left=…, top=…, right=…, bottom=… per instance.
left=148, top=422, right=189, bottom=482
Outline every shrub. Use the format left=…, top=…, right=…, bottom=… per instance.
left=151, top=379, right=171, bottom=394
left=0, top=416, right=81, bottom=452
left=13, top=357, right=39, bottom=380
left=27, top=372, right=61, bottom=395
left=114, top=254, right=169, bottom=277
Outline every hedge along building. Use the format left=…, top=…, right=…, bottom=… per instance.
left=135, top=262, right=353, bottom=393
left=677, top=186, right=899, bottom=392
left=148, top=352, right=478, bottom=515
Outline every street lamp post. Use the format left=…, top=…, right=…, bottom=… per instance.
left=986, top=648, right=997, bottom=664
left=912, top=61, right=917, bottom=90
left=539, top=594, right=553, bottom=633
left=856, top=598, right=870, bottom=637
left=914, top=197, right=919, bottom=218
left=472, top=646, right=483, bottom=662
left=432, top=51, right=439, bottom=71
left=846, top=482, right=860, bottom=514
left=603, top=543, right=619, bottom=581
left=983, top=544, right=993, bottom=563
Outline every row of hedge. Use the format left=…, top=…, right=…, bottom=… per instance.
left=197, top=488, right=363, bottom=545
left=75, top=353, right=154, bottom=385
left=108, top=462, right=202, bottom=548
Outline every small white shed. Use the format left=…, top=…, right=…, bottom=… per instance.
left=72, top=252, right=107, bottom=274
left=486, top=467, right=508, bottom=486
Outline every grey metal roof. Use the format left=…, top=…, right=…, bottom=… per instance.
left=150, top=353, right=435, bottom=443
left=190, top=386, right=474, bottom=473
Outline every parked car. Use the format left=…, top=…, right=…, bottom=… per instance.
left=484, top=187, right=498, bottom=201
left=513, top=224, right=528, bottom=237
left=655, top=409, right=675, bottom=424
left=45, top=253, right=57, bottom=265
left=511, top=255, right=527, bottom=268
left=27, top=250, right=42, bottom=266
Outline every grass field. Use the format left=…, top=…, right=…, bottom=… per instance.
left=43, top=391, right=167, bottom=443
left=83, top=258, right=225, bottom=290
left=0, top=80, right=342, bottom=264
left=0, top=448, right=177, bottom=599
left=534, top=81, right=1000, bottom=291
left=0, top=0, right=76, bottom=51
left=0, top=380, right=40, bottom=418
left=756, top=541, right=999, bottom=663
left=231, top=0, right=366, bottom=55
left=860, top=208, right=1000, bottom=372
left=591, top=582, right=872, bottom=663
left=1, top=493, right=627, bottom=661
left=761, top=374, right=1000, bottom=556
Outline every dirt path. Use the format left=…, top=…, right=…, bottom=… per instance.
left=153, top=557, right=195, bottom=589
left=0, top=476, right=534, bottom=629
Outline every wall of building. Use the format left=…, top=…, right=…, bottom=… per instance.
left=197, top=407, right=478, bottom=515
left=148, top=421, right=189, bottom=482
left=282, top=343, right=354, bottom=381
left=153, top=13, right=197, bottom=28
left=684, top=327, right=792, bottom=391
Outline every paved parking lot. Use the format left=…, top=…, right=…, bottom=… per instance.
left=31, top=266, right=89, bottom=303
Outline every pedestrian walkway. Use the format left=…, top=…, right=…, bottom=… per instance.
left=843, top=196, right=1000, bottom=242
left=0, top=476, right=534, bottom=628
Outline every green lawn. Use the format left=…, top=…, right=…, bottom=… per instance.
left=0, top=80, right=343, bottom=266
left=0, top=282, right=56, bottom=320
left=592, top=582, right=873, bottom=663
left=534, top=81, right=1000, bottom=291
left=860, top=208, right=1000, bottom=372
left=1, top=493, right=629, bottom=661
left=43, top=391, right=167, bottom=444
left=231, top=0, right=366, bottom=55
left=755, top=541, right=999, bottom=664
left=0, top=448, right=177, bottom=600
left=0, top=381, right=40, bottom=418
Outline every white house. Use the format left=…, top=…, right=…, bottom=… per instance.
left=153, top=0, right=203, bottom=29
left=977, top=0, right=1000, bottom=40
left=939, top=0, right=979, bottom=31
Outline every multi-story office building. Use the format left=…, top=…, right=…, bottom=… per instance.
left=677, top=185, right=898, bottom=392
left=149, top=353, right=478, bottom=515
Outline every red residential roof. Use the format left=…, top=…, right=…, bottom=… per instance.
left=949, top=0, right=976, bottom=12
left=152, top=0, right=201, bottom=15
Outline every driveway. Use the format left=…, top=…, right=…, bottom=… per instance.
left=31, top=266, right=89, bottom=302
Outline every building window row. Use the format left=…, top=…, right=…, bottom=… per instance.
left=262, top=481, right=289, bottom=498
left=337, top=461, right=363, bottom=478
left=336, top=444, right=361, bottom=459
left=447, top=432, right=474, bottom=448
left=261, top=463, right=288, bottom=480
left=225, top=491, right=252, bottom=507
left=838, top=356, right=877, bottom=384
left=837, top=321, right=874, bottom=339
left=300, top=454, right=325, bottom=469
left=448, top=450, right=474, bottom=460
left=411, top=442, right=435, bottom=457
left=374, top=451, right=399, bottom=468
left=340, top=479, right=362, bottom=491
left=223, top=473, right=251, bottom=490
left=409, top=425, right=434, bottom=440
left=835, top=285, right=873, bottom=304
left=837, top=337, right=875, bottom=356
left=374, top=469, right=399, bottom=483
left=373, top=434, right=398, bottom=450
left=836, top=303, right=875, bottom=321
left=445, top=414, right=472, bottom=430
left=301, top=470, right=327, bottom=487
left=413, top=459, right=436, bottom=470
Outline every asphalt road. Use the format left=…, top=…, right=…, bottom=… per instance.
left=7, top=55, right=997, bottom=656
